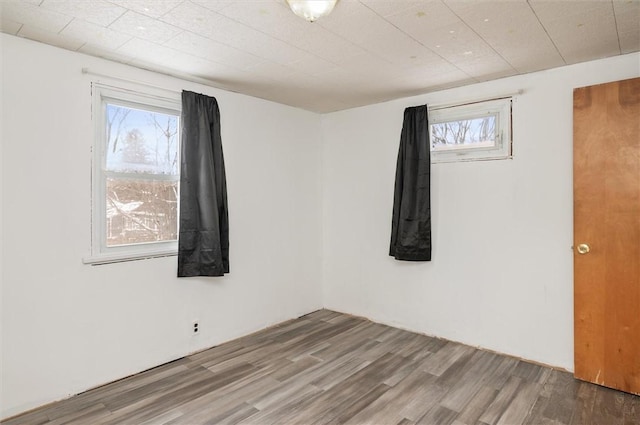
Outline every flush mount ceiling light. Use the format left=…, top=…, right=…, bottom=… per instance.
left=286, top=0, right=338, bottom=22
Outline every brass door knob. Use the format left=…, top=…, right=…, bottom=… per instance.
left=577, top=243, right=590, bottom=254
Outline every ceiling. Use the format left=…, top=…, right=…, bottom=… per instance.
left=1, top=0, right=638, bottom=113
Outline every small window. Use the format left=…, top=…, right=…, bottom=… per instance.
left=429, top=98, right=512, bottom=163
left=88, top=84, right=181, bottom=264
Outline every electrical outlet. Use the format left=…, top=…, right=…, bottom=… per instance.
left=192, top=321, right=199, bottom=335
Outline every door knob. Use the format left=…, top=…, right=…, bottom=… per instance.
left=577, top=243, right=590, bottom=254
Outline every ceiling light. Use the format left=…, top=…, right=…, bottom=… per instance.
left=286, top=0, right=338, bottom=22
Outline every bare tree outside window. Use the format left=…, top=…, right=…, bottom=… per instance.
left=431, top=115, right=496, bottom=151
left=428, top=98, right=512, bottom=163
left=104, top=103, right=179, bottom=247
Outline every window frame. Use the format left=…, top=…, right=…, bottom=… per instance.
left=86, top=83, right=181, bottom=265
left=429, top=97, right=512, bottom=163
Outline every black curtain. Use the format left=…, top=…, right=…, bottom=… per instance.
left=389, top=105, right=432, bottom=261
left=178, top=91, right=229, bottom=277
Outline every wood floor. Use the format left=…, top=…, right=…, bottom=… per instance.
left=3, top=310, right=639, bottom=425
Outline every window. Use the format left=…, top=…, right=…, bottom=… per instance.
left=88, top=84, right=181, bottom=264
left=429, top=98, right=512, bottom=163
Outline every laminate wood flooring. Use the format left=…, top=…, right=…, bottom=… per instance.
left=3, top=310, right=639, bottom=425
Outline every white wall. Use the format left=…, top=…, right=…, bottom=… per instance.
left=321, top=53, right=640, bottom=372
left=0, top=34, right=323, bottom=420
left=0, top=32, right=5, bottom=421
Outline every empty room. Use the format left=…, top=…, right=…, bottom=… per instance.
left=1, top=0, right=639, bottom=424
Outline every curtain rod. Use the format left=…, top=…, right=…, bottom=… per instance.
left=81, top=67, right=239, bottom=96
left=81, top=67, right=184, bottom=94
left=429, top=89, right=524, bottom=111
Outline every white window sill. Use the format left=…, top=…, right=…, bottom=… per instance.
left=83, top=249, right=177, bottom=265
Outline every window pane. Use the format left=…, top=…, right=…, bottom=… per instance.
left=106, top=178, right=178, bottom=247
left=105, top=104, right=179, bottom=175
left=431, top=115, right=496, bottom=151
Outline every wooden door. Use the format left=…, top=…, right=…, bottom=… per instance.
left=573, top=77, right=640, bottom=395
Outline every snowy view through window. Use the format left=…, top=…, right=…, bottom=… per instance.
left=105, top=103, right=179, bottom=247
